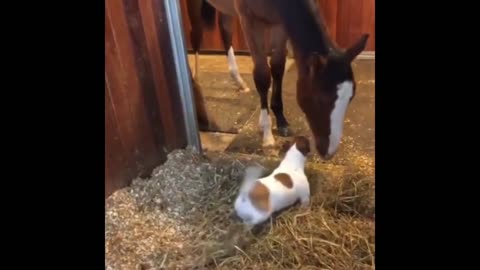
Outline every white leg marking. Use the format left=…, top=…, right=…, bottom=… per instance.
left=259, top=109, right=275, bottom=146
left=328, top=81, right=354, bottom=156
left=227, top=46, right=250, bottom=92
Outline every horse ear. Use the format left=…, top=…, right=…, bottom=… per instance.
left=345, top=34, right=369, bottom=62
left=307, top=53, right=327, bottom=76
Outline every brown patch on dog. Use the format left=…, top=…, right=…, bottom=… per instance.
left=248, top=182, right=270, bottom=212
left=274, top=173, right=294, bottom=188
left=294, top=136, right=310, bottom=156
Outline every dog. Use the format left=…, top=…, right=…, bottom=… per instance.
left=234, top=136, right=311, bottom=226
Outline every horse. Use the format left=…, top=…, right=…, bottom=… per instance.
left=186, top=0, right=250, bottom=92
left=202, top=0, right=369, bottom=160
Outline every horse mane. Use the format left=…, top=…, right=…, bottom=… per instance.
left=272, top=0, right=335, bottom=56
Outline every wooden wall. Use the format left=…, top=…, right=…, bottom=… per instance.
left=179, top=0, right=375, bottom=52
left=105, top=0, right=188, bottom=198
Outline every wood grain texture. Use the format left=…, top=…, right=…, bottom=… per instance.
left=105, top=0, right=188, bottom=198
left=336, top=0, right=375, bottom=51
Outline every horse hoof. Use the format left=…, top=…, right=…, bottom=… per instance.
left=238, top=87, right=250, bottom=93
left=277, top=126, right=290, bottom=137
left=262, top=136, right=275, bottom=147
left=262, top=141, right=275, bottom=148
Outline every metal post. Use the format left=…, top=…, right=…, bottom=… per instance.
left=163, top=0, right=202, bottom=153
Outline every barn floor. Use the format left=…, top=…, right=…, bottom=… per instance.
left=188, top=54, right=375, bottom=179
left=105, top=55, right=375, bottom=270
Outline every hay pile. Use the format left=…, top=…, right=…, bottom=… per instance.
left=105, top=148, right=375, bottom=270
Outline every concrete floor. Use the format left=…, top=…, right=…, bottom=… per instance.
left=189, top=54, right=375, bottom=179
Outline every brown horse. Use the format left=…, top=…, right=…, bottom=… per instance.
left=206, top=0, right=369, bottom=160
left=186, top=0, right=250, bottom=92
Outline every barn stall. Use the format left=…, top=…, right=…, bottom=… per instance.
left=105, top=0, right=375, bottom=269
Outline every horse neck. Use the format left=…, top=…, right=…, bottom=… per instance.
left=277, top=0, right=339, bottom=72
left=307, top=0, right=338, bottom=51
left=275, top=0, right=334, bottom=55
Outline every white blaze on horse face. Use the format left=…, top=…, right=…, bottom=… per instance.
left=328, top=81, right=353, bottom=156
left=259, top=109, right=275, bottom=146
left=227, top=46, right=250, bottom=92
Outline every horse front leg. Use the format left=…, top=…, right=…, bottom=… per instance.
left=237, top=16, right=274, bottom=147
left=269, top=26, right=290, bottom=137
left=218, top=13, right=250, bottom=92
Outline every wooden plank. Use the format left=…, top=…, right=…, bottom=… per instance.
left=336, top=0, right=375, bottom=51
left=105, top=5, right=139, bottom=178
left=106, top=0, right=160, bottom=176
left=318, top=0, right=338, bottom=43
left=362, top=0, right=375, bottom=51
left=149, top=0, right=189, bottom=150
left=105, top=80, right=135, bottom=197
left=123, top=0, right=167, bottom=155
left=105, top=0, right=189, bottom=198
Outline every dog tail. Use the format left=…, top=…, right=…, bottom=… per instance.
left=239, top=166, right=264, bottom=195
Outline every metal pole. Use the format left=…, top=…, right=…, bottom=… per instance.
left=163, top=0, right=202, bottom=153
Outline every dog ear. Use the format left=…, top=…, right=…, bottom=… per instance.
left=294, top=136, right=310, bottom=156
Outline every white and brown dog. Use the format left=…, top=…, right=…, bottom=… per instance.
left=234, top=136, right=311, bottom=226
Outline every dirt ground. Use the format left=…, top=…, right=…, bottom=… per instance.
left=188, top=54, right=295, bottom=134
left=190, top=54, right=375, bottom=179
